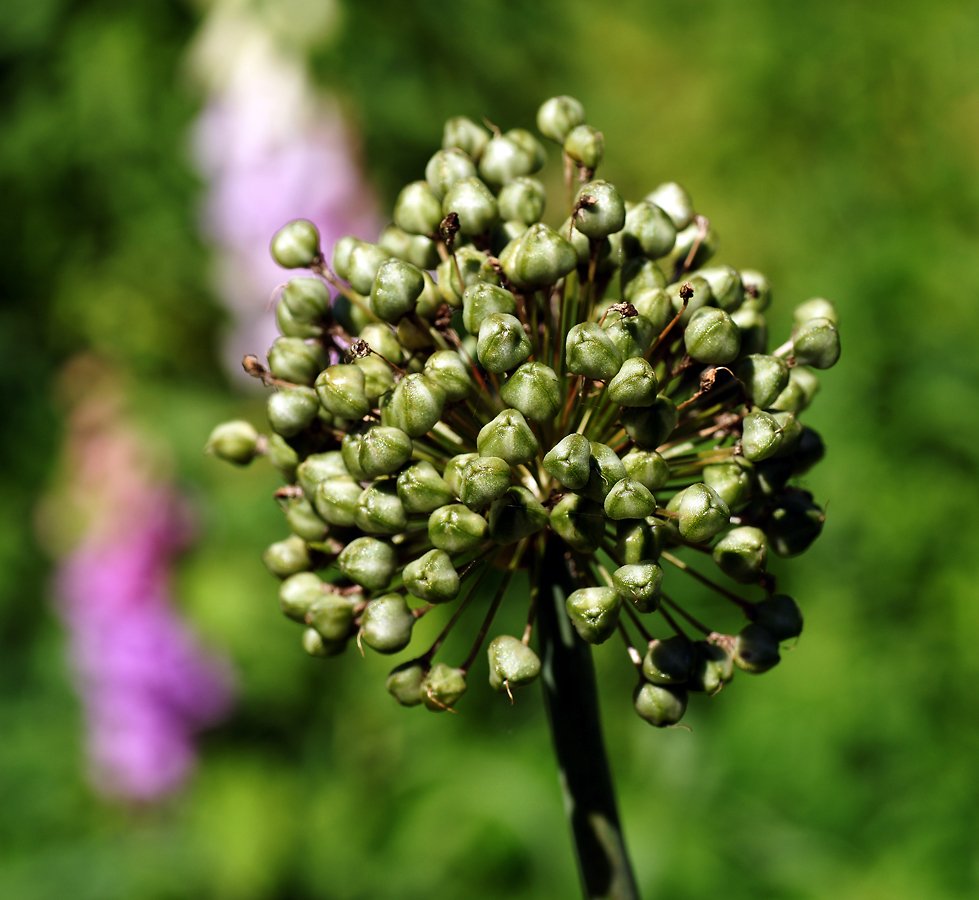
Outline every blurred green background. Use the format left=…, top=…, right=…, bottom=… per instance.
left=3, top=0, right=979, bottom=897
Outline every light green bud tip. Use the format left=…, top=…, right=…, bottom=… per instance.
left=566, top=322, right=623, bottom=381
left=644, top=182, right=694, bottom=230
left=404, top=548, right=460, bottom=603
left=712, top=526, right=768, bottom=584
left=621, top=396, right=679, bottom=449
left=387, top=662, right=425, bottom=706
left=737, top=354, right=789, bottom=409
left=307, top=593, right=358, bottom=643
left=574, top=181, right=625, bottom=240
left=270, top=219, right=320, bottom=269
left=206, top=420, right=260, bottom=466
left=582, top=441, right=627, bottom=502
left=537, top=95, right=585, bottom=144
left=793, top=317, right=841, bottom=369
left=477, top=313, right=532, bottom=373
left=462, top=282, right=517, bottom=334
left=612, top=561, right=663, bottom=613
left=633, top=683, right=687, bottom=727
left=500, top=223, right=577, bottom=290
left=564, top=124, right=604, bottom=171
left=425, top=148, right=478, bottom=200
left=397, top=460, right=454, bottom=514
left=370, top=258, right=424, bottom=322
left=741, top=410, right=783, bottom=461
left=421, top=663, right=467, bottom=711
left=428, top=503, right=488, bottom=552
left=607, top=357, right=659, bottom=407
left=622, top=201, right=677, bottom=260
left=477, top=408, right=539, bottom=466
left=278, top=571, right=324, bottom=622
left=498, top=177, right=546, bottom=225
left=315, top=364, right=370, bottom=419
left=423, top=351, right=472, bottom=402
left=443, top=177, right=499, bottom=235
left=390, top=373, right=446, bottom=437
left=621, top=448, right=670, bottom=492
left=500, top=362, right=561, bottom=422
left=302, top=628, right=347, bottom=659
left=543, top=433, right=591, bottom=490
left=338, top=536, right=397, bottom=591
left=604, top=477, right=657, bottom=520
left=459, top=456, right=512, bottom=509
left=684, top=307, right=741, bottom=364
left=353, top=481, right=408, bottom=535
left=549, top=493, right=605, bottom=552
left=263, top=535, right=311, bottom=579
left=565, top=586, right=622, bottom=644
left=360, top=594, right=415, bottom=654
left=357, top=425, right=413, bottom=478
left=443, top=116, right=490, bottom=159
left=394, top=180, right=444, bottom=236
left=488, top=635, right=541, bottom=693
left=268, top=337, right=327, bottom=386
left=488, top=486, right=548, bottom=544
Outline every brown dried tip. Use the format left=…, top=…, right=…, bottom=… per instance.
left=242, top=355, right=268, bottom=378
left=608, top=302, right=638, bottom=318
left=347, top=339, right=372, bottom=360
left=439, top=212, right=460, bottom=246
left=679, top=283, right=695, bottom=302
left=434, top=303, right=454, bottom=332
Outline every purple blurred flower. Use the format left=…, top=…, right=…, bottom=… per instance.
left=56, top=490, right=234, bottom=801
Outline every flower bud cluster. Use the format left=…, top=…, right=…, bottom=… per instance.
left=208, top=97, right=839, bottom=723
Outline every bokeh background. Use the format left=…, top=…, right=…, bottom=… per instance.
left=3, top=0, right=979, bottom=897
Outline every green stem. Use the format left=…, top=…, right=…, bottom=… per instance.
left=537, top=539, right=641, bottom=900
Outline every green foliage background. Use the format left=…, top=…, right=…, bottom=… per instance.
left=3, top=0, right=979, bottom=897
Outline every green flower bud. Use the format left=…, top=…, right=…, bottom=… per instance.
left=749, top=594, right=803, bottom=641
left=642, top=636, right=694, bottom=684
left=565, top=322, right=623, bottom=380
left=678, top=483, right=730, bottom=543
left=270, top=219, right=320, bottom=268
left=616, top=518, right=668, bottom=564
left=416, top=271, right=444, bottom=319
left=644, top=182, right=694, bottom=230
left=688, top=640, right=734, bottom=695
left=315, top=365, right=370, bottom=419
left=498, top=176, right=546, bottom=225
left=347, top=241, right=394, bottom=295
left=302, top=628, right=347, bottom=659
left=206, top=420, right=260, bottom=466
left=370, top=258, right=424, bottom=322
left=425, top=148, right=478, bottom=200
left=263, top=535, right=312, bottom=579
left=604, top=477, right=657, bottom=520
left=792, top=317, right=840, bottom=369
left=396, top=315, right=434, bottom=352
left=574, top=181, right=625, bottom=240
left=613, top=561, right=663, bottom=613
left=397, top=460, right=454, bottom=514
left=630, top=288, right=673, bottom=333
left=266, top=387, right=320, bottom=438
left=390, top=373, right=446, bottom=437
left=268, top=337, right=328, bottom=385
left=458, top=455, right=512, bottom=509
left=500, top=362, right=561, bottom=422
left=387, top=661, right=425, bottom=706
left=770, top=410, right=803, bottom=457
left=428, top=503, right=489, bottom=552
left=740, top=269, right=771, bottom=311
left=582, top=441, right=627, bottom=502
left=695, top=265, right=744, bottom=312
left=312, top=477, right=363, bottom=527
left=633, top=683, right=688, bottom=727
left=488, top=485, right=548, bottom=544
left=404, top=548, right=460, bottom=603
left=354, top=481, right=408, bottom=535
left=505, top=128, right=546, bottom=171
left=423, top=351, right=472, bottom=402
left=360, top=593, right=415, bottom=654
left=283, top=495, right=329, bottom=541
left=340, top=431, right=369, bottom=481
left=754, top=458, right=793, bottom=498
left=602, top=310, right=655, bottom=360
left=607, top=356, right=659, bottom=407
left=443, top=452, right=479, bottom=497
left=443, top=177, right=499, bottom=235
left=267, top=433, right=300, bottom=479
left=379, top=224, right=441, bottom=270
left=307, top=593, right=358, bottom=642
left=621, top=396, right=679, bottom=448
left=276, top=298, right=322, bottom=338
left=792, top=366, right=822, bottom=405
left=393, top=180, right=444, bottom=236
left=499, top=223, right=577, bottom=290
left=737, top=354, right=789, bottom=409
left=702, top=459, right=754, bottom=508
left=437, top=246, right=498, bottom=307
left=791, top=427, right=825, bottom=475
left=765, top=492, right=824, bottom=557
left=549, top=493, right=605, bottom=552
left=477, top=409, right=539, bottom=466
left=793, top=297, right=838, bottom=327
left=621, top=448, right=670, bottom=492
left=770, top=368, right=808, bottom=413
left=621, top=257, right=667, bottom=300
left=443, top=116, right=490, bottom=159
left=490, top=220, right=529, bottom=256
left=461, top=282, right=516, bottom=334
left=684, top=307, right=741, bottom=364
left=356, top=425, right=412, bottom=479
left=488, top=635, right=541, bottom=692
left=564, top=124, right=604, bottom=171
left=731, top=308, right=769, bottom=357
left=741, top=410, right=783, bottom=462
left=338, top=536, right=397, bottom=590
left=734, top=624, right=781, bottom=674
left=562, top=218, right=619, bottom=268
left=421, top=663, right=468, bottom=712
left=279, top=572, right=324, bottom=622
left=332, top=235, right=359, bottom=281
left=666, top=275, right=714, bottom=328
left=622, top=201, right=677, bottom=259
left=355, top=354, right=396, bottom=401
left=537, top=95, right=586, bottom=143
left=565, top=586, right=621, bottom=644
left=542, top=434, right=591, bottom=491
left=479, top=135, right=535, bottom=187
left=477, top=313, right=531, bottom=373
left=281, top=276, right=331, bottom=323
left=671, top=220, right=718, bottom=269
left=712, top=526, right=767, bottom=583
